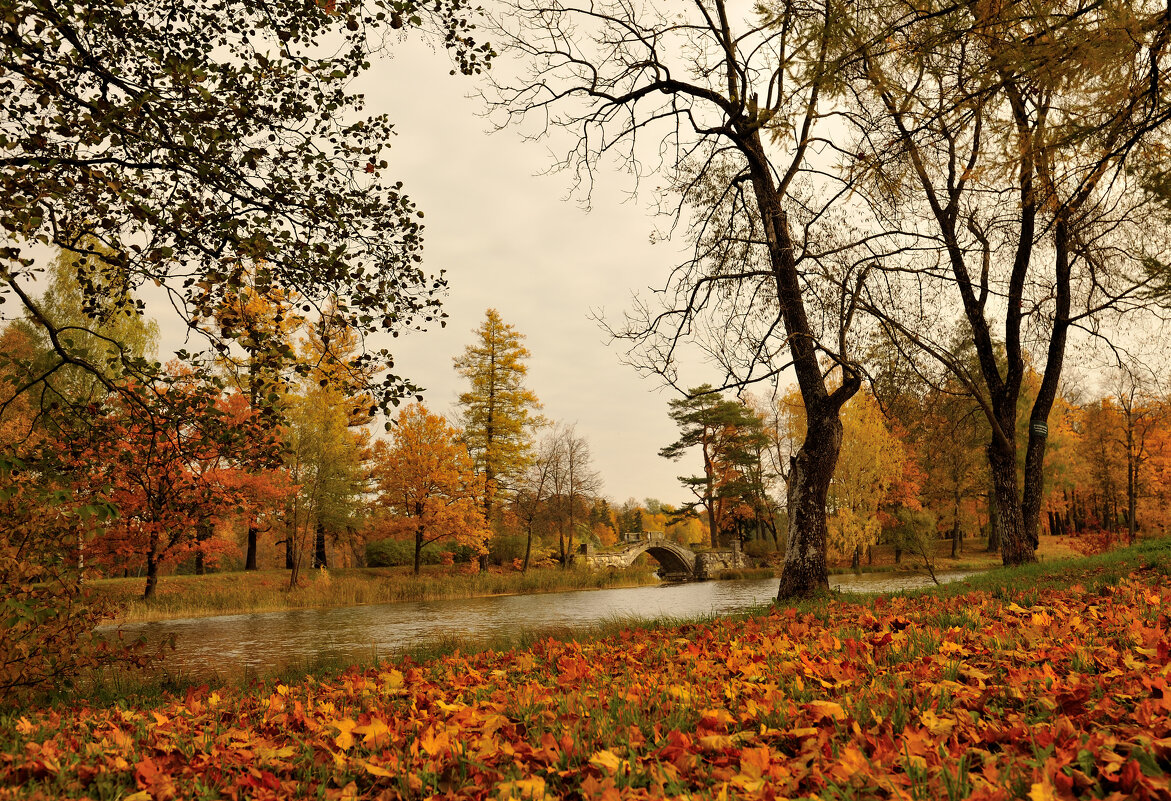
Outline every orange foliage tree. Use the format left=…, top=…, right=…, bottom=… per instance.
left=66, top=369, right=281, bottom=598
left=369, top=403, right=489, bottom=574
left=0, top=325, right=159, bottom=699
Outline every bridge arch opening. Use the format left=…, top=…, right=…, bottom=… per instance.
left=641, top=546, right=693, bottom=578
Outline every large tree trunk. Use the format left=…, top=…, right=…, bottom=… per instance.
left=776, top=407, right=842, bottom=599
left=987, top=488, right=1001, bottom=552
left=1020, top=430, right=1049, bottom=553
left=1016, top=219, right=1070, bottom=558
left=989, top=442, right=1034, bottom=565
left=742, top=140, right=857, bottom=600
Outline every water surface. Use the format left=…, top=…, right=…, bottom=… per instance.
left=112, top=569, right=973, bottom=679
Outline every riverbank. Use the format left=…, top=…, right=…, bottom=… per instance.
left=6, top=539, right=1168, bottom=799
left=826, top=532, right=1083, bottom=574
left=93, top=564, right=661, bottom=623
left=93, top=534, right=1082, bottom=623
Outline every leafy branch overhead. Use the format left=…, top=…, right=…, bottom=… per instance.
left=0, top=0, right=493, bottom=415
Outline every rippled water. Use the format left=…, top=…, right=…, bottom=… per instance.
left=110, top=569, right=974, bottom=680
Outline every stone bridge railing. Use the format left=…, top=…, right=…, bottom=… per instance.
left=576, top=532, right=750, bottom=580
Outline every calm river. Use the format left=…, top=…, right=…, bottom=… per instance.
left=113, top=570, right=974, bottom=680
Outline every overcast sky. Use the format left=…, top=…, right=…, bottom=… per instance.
left=347, top=36, right=715, bottom=506
left=16, top=30, right=716, bottom=506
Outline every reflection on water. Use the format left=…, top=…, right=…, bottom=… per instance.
left=109, top=569, right=973, bottom=680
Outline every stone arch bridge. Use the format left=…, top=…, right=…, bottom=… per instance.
left=576, top=532, right=749, bottom=581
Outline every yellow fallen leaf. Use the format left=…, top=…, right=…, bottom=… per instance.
left=123, top=792, right=152, bottom=801
left=730, top=773, right=767, bottom=793
left=920, top=709, right=955, bottom=737
left=497, top=776, right=548, bottom=800
left=589, top=749, right=623, bottom=773
left=839, top=745, right=869, bottom=773
left=331, top=718, right=358, bottom=750
left=697, top=734, right=736, bottom=750
left=938, top=641, right=969, bottom=656
left=354, top=718, right=390, bottom=747
left=363, top=761, right=394, bottom=778
left=419, top=727, right=449, bottom=757
left=806, top=700, right=847, bottom=721
left=700, top=708, right=736, bottom=727
left=1029, top=779, right=1059, bottom=801
left=380, top=669, right=404, bottom=689
left=959, top=665, right=992, bottom=683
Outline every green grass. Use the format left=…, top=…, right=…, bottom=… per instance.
left=93, top=564, right=660, bottom=623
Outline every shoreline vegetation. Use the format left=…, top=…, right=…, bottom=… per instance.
left=6, top=539, right=1169, bottom=799
left=92, top=534, right=1085, bottom=624
left=93, top=564, right=663, bottom=624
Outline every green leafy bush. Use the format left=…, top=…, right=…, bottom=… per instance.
left=743, top=538, right=777, bottom=560
left=486, top=535, right=528, bottom=566
left=366, top=539, right=475, bottom=567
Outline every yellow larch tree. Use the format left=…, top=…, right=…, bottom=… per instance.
left=453, top=309, right=543, bottom=528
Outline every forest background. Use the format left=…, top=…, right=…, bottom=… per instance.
left=5, top=0, right=1171, bottom=701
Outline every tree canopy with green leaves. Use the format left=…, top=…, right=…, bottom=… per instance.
left=0, top=0, right=492, bottom=415
left=660, top=386, right=769, bottom=548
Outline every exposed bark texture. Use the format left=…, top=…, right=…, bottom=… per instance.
left=777, top=402, right=843, bottom=598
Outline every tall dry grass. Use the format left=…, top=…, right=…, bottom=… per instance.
left=96, top=565, right=660, bottom=623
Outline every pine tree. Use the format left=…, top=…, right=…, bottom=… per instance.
left=660, top=386, right=769, bottom=547
left=453, top=309, right=543, bottom=527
